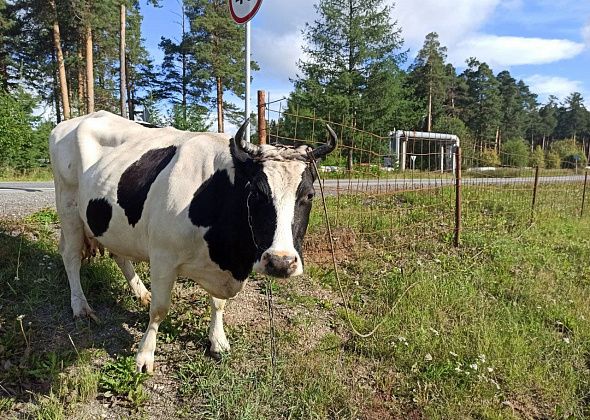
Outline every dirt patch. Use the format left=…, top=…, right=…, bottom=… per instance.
left=304, top=227, right=359, bottom=264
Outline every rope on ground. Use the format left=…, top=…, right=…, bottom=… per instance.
left=307, top=151, right=419, bottom=339
left=265, top=277, right=277, bottom=383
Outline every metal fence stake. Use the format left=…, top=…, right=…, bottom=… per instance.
left=454, top=147, right=462, bottom=247
left=531, top=165, right=540, bottom=224
left=581, top=170, right=588, bottom=217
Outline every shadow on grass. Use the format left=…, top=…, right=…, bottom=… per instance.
left=0, top=221, right=143, bottom=402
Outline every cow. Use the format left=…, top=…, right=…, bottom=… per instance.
left=49, top=111, right=336, bottom=373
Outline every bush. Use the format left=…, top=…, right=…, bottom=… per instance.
left=529, top=146, right=545, bottom=168
left=550, top=139, right=587, bottom=168
left=545, top=151, right=561, bottom=169
left=479, top=148, right=500, bottom=167
left=0, top=89, right=52, bottom=171
left=501, top=138, right=529, bottom=167
left=562, top=154, right=586, bottom=169
left=0, top=90, right=34, bottom=168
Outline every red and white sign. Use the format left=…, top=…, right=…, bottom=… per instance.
left=229, top=0, right=263, bottom=24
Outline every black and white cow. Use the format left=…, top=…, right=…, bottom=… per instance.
left=49, top=111, right=336, bottom=372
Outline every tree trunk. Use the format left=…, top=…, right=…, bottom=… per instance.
left=0, top=56, right=8, bottom=91
left=120, top=3, right=127, bottom=118
left=216, top=77, right=224, bottom=133
left=85, top=25, right=94, bottom=113
left=49, top=0, right=70, bottom=120
left=181, top=2, right=187, bottom=122
left=126, top=55, right=134, bottom=119
left=427, top=84, right=432, bottom=132
left=51, top=49, right=62, bottom=123
left=77, top=48, right=85, bottom=115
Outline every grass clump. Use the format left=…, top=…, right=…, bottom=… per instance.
left=99, top=356, right=148, bottom=407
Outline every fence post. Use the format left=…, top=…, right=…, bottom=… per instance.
left=257, top=90, right=266, bottom=145
left=453, top=146, right=462, bottom=247
left=531, top=165, right=540, bottom=223
left=581, top=170, right=588, bottom=217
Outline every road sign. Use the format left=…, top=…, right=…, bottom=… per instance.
left=229, top=0, right=263, bottom=24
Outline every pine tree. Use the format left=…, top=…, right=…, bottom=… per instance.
left=159, top=1, right=200, bottom=123
left=0, top=0, right=16, bottom=91
left=125, top=1, right=158, bottom=119
left=457, top=58, right=502, bottom=150
left=518, top=82, right=539, bottom=149
left=409, top=32, right=448, bottom=131
left=560, top=92, right=589, bottom=141
left=296, top=0, right=404, bottom=124
left=189, top=0, right=256, bottom=132
left=293, top=0, right=406, bottom=168
left=539, top=96, right=558, bottom=148
left=496, top=70, right=525, bottom=141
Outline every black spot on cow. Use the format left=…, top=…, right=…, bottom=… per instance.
left=86, top=198, right=112, bottom=237
left=292, top=166, right=315, bottom=262
left=189, top=168, right=277, bottom=281
left=117, top=145, right=177, bottom=227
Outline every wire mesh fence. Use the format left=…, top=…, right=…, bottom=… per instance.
left=262, top=101, right=589, bottom=266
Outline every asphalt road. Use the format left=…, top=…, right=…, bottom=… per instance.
left=0, top=175, right=586, bottom=217
left=0, top=181, right=56, bottom=218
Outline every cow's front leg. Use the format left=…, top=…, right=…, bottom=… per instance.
left=208, top=296, right=230, bottom=356
left=136, top=264, right=175, bottom=373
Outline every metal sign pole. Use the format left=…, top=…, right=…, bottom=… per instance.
left=245, top=20, right=251, bottom=141
left=229, top=0, right=262, bottom=141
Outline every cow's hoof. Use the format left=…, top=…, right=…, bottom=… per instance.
left=72, top=304, right=100, bottom=324
left=207, top=339, right=229, bottom=363
left=209, top=337, right=230, bottom=354
left=208, top=350, right=223, bottom=363
left=139, top=291, right=152, bottom=307
left=136, top=351, right=154, bottom=374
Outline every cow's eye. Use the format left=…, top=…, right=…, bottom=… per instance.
left=306, top=192, right=315, bottom=201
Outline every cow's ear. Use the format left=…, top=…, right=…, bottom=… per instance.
left=230, top=120, right=260, bottom=163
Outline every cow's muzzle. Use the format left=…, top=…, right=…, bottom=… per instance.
left=259, top=251, right=300, bottom=278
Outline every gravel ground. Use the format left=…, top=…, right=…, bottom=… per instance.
left=0, top=182, right=56, bottom=219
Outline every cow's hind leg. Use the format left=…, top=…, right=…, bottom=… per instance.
left=112, top=255, right=151, bottom=306
left=208, top=296, right=230, bottom=356
left=57, top=199, right=98, bottom=322
left=136, top=263, right=176, bottom=373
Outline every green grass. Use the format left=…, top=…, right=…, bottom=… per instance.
left=99, top=356, right=149, bottom=407
left=0, top=166, right=54, bottom=182
left=0, top=180, right=589, bottom=418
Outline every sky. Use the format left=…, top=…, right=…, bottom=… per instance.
left=140, top=0, right=590, bottom=122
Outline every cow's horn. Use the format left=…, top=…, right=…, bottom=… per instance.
left=232, top=120, right=260, bottom=160
left=310, top=124, right=337, bottom=159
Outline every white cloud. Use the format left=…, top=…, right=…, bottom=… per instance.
left=393, top=0, right=502, bottom=49
left=255, top=0, right=316, bottom=35
left=449, top=35, right=585, bottom=67
left=252, top=29, right=305, bottom=81
left=524, top=75, right=583, bottom=101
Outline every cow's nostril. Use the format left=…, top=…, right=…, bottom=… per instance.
left=264, top=253, right=299, bottom=277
